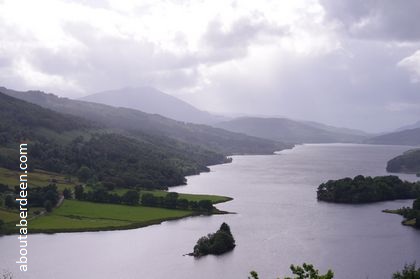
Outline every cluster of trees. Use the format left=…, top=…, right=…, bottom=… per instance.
left=4, top=184, right=59, bottom=212
left=317, top=175, right=420, bottom=203
left=71, top=185, right=215, bottom=211
left=392, top=263, right=420, bottom=279
left=141, top=192, right=213, bottom=212
left=28, top=184, right=59, bottom=212
left=193, top=222, right=235, bottom=257
left=391, top=197, right=420, bottom=229
left=248, top=263, right=420, bottom=279
left=249, top=263, right=333, bottom=279
left=72, top=185, right=140, bottom=206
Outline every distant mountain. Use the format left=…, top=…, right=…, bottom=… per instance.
left=214, top=117, right=368, bottom=144
left=302, top=121, right=370, bottom=137
left=0, top=91, right=229, bottom=188
left=395, top=121, right=420, bottom=132
left=365, top=128, right=420, bottom=146
left=80, top=86, right=226, bottom=124
left=1, top=87, right=289, bottom=155
left=387, top=149, right=420, bottom=174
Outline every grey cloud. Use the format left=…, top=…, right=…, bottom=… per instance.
left=320, top=0, right=420, bottom=41
left=203, top=17, right=286, bottom=48
left=200, top=17, right=287, bottom=63
left=192, top=39, right=420, bottom=132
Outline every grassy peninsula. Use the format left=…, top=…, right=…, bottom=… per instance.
left=0, top=167, right=232, bottom=234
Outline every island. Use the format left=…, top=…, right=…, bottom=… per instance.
left=317, top=175, right=420, bottom=228
left=191, top=222, right=236, bottom=257
left=317, top=175, right=420, bottom=203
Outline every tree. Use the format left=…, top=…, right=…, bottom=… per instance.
left=63, top=188, right=72, bottom=199
left=248, top=271, right=259, bottom=279
left=44, top=200, right=53, bottom=213
left=177, top=198, right=189, bottom=209
left=141, top=193, right=157, bottom=206
left=413, top=197, right=420, bottom=211
left=0, top=219, right=5, bottom=235
left=164, top=192, right=179, bottom=209
left=74, top=185, right=84, bottom=200
left=122, top=190, right=140, bottom=205
left=4, top=195, right=15, bottom=209
left=77, top=166, right=91, bottom=182
left=249, top=263, right=334, bottom=279
left=392, top=263, right=420, bottom=279
left=285, top=263, right=334, bottom=279
left=198, top=200, right=213, bottom=212
left=220, top=222, right=232, bottom=235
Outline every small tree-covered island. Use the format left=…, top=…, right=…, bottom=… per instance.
left=317, top=175, right=420, bottom=203
left=190, top=222, right=236, bottom=257
left=317, top=175, right=420, bottom=228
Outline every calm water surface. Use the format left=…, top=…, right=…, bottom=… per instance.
left=1, top=144, right=419, bottom=279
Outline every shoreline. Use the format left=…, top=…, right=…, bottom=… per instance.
left=5, top=209, right=233, bottom=235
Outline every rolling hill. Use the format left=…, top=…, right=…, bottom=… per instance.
left=214, top=117, right=369, bottom=144
left=0, top=87, right=289, bottom=155
left=0, top=91, right=229, bottom=189
left=387, top=149, right=420, bottom=174
left=365, top=128, right=420, bottom=146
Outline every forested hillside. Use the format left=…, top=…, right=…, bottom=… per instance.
left=1, top=87, right=289, bottom=155
left=0, top=92, right=228, bottom=189
left=387, top=149, right=420, bottom=174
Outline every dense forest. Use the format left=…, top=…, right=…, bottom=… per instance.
left=387, top=149, right=420, bottom=174
left=317, top=175, right=420, bottom=203
left=0, top=92, right=228, bottom=189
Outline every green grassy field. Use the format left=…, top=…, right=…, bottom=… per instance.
left=0, top=208, right=20, bottom=223
left=0, top=167, right=78, bottom=191
left=28, top=200, right=195, bottom=233
left=112, top=188, right=232, bottom=204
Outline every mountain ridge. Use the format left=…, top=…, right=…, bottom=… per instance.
left=0, top=87, right=289, bottom=155
left=214, top=117, right=369, bottom=144
left=80, top=86, right=227, bottom=124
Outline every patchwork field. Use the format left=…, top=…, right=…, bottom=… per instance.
left=29, top=200, right=195, bottom=233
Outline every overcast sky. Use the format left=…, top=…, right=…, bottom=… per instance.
left=1, top=0, right=420, bottom=132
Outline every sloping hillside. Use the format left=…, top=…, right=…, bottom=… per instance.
left=81, top=86, right=226, bottom=124
left=1, top=87, right=289, bottom=155
left=387, top=149, right=420, bottom=174
left=0, top=92, right=228, bottom=188
left=365, top=128, right=420, bottom=146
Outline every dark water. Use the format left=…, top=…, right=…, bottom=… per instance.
left=1, top=144, right=419, bottom=279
